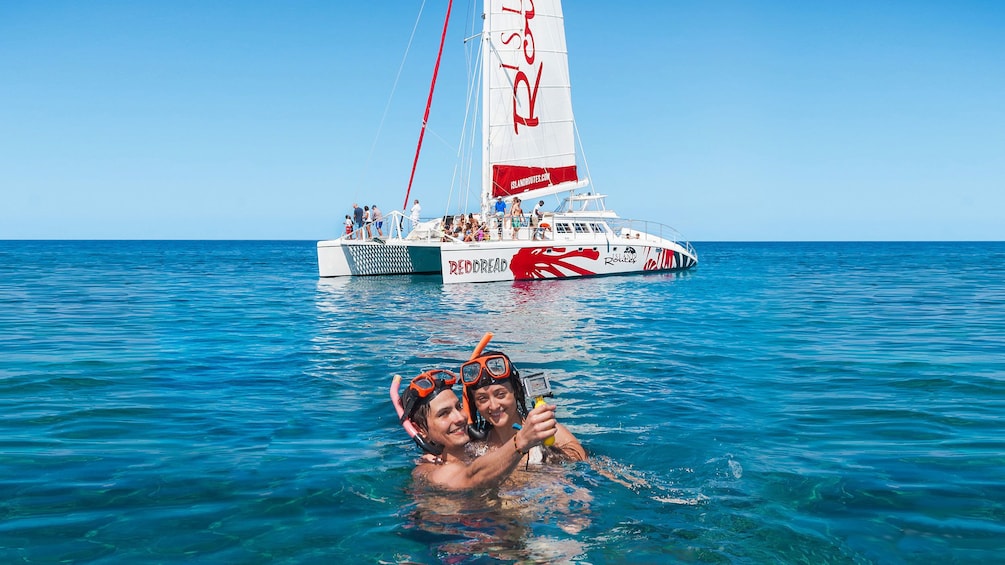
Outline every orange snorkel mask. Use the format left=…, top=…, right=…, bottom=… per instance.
left=390, top=369, right=458, bottom=456
left=460, top=353, right=515, bottom=388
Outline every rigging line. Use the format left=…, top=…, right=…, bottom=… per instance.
left=442, top=5, right=472, bottom=219
left=402, top=0, right=454, bottom=211
left=573, top=117, right=594, bottom=195
left=356, top=0, right=429, bottom=201
left=460, top=32, right=484, bottom=215
left=440, top=19, right=482, bottom=218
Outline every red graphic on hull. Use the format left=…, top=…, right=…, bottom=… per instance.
left=644, top=249, right=677, bottom=271
left=510, top=247, right=600, bottom=280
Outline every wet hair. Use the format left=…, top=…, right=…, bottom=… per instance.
left=401, top=382, right=455, bottom=456
left=464, top=351, right=529, bottom=440
left=401, top=377, right=454, bottom=427
left=410, top=402, right=431, bottom=432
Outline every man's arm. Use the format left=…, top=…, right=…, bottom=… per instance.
left=421, top=403, right=558, bottom=490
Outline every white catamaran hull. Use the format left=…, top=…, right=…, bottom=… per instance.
left=317, top=212, right=697, bottom=283
left=441, top=237, right=695, bottom=284
left=317, top=237, right=695, bottom=283
left=317, top=238, right=441, bottom=277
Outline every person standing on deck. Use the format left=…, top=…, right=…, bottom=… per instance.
left=410, top=199, right=422, bottom=232
left=372, top=205, right=384, bottom=237
left=510, top=198, right=524, bottom=240
left=363, top=206, right=373, bottom=239
left=494, top=196, right=506, bottom=238
left=352, top=203, right=364, bottom=239
left=531, top=200, right=544, bottom=240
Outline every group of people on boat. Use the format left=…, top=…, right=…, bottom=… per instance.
left=345, top=203, right=384, bottom=240
left=494, top=196, right=547, bottom=241
left=435, top=197, right=547, bottom=243
left=440, top=213, right=492, bottom=243
left=394, top=346, right=586, bottom=490
left=343, top=196, right=551, bottom=244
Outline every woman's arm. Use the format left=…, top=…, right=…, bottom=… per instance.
left=550, top=423, right=587, bottom=461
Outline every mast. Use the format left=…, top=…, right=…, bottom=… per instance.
left=481, top=0, right=492, bottom=215
left=402, top=0, right=455, bottom=211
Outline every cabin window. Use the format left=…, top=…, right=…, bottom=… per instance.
left=555, top=223, right=572, bottom=234
left=573, top=222, right=590, bottom=234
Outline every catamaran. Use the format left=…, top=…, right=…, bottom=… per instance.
left=317, top=0, right=697, bottom=284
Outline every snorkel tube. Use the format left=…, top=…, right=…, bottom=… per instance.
left=470, top=332, right=493, bottom=360
left=390, top=374, right=444, bottom=456
left=461, top=332, right=495, bottom=440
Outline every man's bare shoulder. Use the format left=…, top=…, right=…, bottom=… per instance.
left=412, top=458, right=469, bottom=490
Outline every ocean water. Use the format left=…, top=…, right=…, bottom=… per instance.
left=1, top=240, right=1003, bottom=564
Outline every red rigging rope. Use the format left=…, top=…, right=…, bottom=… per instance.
left=403, top=0, right=454, bottom=211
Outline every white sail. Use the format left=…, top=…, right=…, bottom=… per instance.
left=483, top=0, right=578, bottom=203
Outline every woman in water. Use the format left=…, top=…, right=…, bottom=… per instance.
left=461, top=351, right=587, bottom=464
left=395, top=369, right=559, bottom=490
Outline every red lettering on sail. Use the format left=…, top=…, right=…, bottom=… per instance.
left=519, top=1, right=536, bottom=64
left=499, top=0, right=542, bottom=134
left=512, top=64, right=542, bottom=132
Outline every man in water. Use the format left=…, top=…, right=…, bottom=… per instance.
left=397, top=370, right=558, bottom=490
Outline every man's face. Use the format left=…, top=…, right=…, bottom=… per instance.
left=424, top=390, right=468, bottom=449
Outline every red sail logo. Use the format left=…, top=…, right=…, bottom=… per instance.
left=500, top=1, right=541, bottom=134
left=491, top=1, right=578, bottom=199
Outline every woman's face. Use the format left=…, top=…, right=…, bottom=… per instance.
left=473, top=382, right=519, bottom=429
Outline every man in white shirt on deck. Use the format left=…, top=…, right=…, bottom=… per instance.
left=410, top=199, right=422, bottom=232
left=531, top=200, right=545, bottom=240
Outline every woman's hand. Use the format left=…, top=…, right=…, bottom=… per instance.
left=515, top=402, right=557, bottom=453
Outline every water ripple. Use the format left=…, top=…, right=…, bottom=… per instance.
left=2, top=241, right=1004, bottom=562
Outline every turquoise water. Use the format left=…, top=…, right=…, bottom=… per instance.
left=1, top=241, right=1003, bottom=564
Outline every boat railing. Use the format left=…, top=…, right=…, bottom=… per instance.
left=338, top=210, right=446, bottom=243
left=540, top=214, right=695, bottom=257
left=384, top=210, right=409, bottom=240
left=466, top=214, right=695, bottom=256
left=608, top=218, right=696, bottom=256
left=337, top=210, right=695, bottom=257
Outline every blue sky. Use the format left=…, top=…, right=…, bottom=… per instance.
left=2, top=1, right=1003, bottom=241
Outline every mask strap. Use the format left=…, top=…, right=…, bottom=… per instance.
left=390, top=375, right=444, bottom=456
